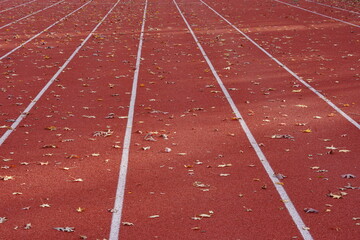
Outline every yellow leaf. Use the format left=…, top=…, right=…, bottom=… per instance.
left=302, top=129, right=312, bottom=133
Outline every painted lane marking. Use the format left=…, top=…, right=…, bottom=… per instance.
left=200, top=0, right=360, bottom=130
left=174, top=0, right=315, bottom=239
left=274, top=0, right=360, bottom=28
left=0, top=0, right=65, bottom=30
left=0, top=0, right=37, bottom=13
left=108, top=1, right=148, bottom=239
left=0, top=0, right=92, bottom=61
left=0, top=0, right=122, bottom=146
left=305, top=0, right=360, bottom=15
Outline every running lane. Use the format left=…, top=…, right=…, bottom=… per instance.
left=201, top=0, right=360, bottom=124
left=315, top=0, right=360, bottom=12
left=0, top=0, right=64, bottom=28
left=116, top=0, right=312, bottom=239
left=0, top=0, right=38, bottom=14
left=0, top=0, right=113, bottom=137
left=0, top=0, right=89, bottom=54
left=0, top=0, right=145, bottom=239
left=274, top=0, right=360, bottom=27
left=173, top=0, right=360, bottom=239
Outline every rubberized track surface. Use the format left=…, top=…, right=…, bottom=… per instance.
left=0, top=0, right=359, bottom=239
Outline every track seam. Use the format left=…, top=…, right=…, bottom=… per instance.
left=108, top=0, right=148, bottom=239
left=305, top=0, right=360, bottom=15
left=0, top=0, right=65, bottom=30
left=0, top=0, right=37, bottom=13
left=0, top=0, right=122, bottom=146
left=173, top=0, right=315, bottom=239
left=0, top=0, right=92, bottom=61
left=200, top=0, right=360, bottom=130
left=274, top=0, right=360, bottom=28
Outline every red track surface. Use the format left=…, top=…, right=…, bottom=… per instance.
left=0, top=0, right=359, bottom=239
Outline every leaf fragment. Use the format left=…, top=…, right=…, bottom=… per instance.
left=148, top=215, right=160, bottom=219
left=0, top=217, right=7, bottom=223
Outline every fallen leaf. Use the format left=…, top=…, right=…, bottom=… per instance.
left=45, top=126, right=57, bottom=131
left=24, top=223, right=32, bottom=230
left=93, top=129, right=113, bottom=137
left=0, top=176, right=14, bottom=181
left=302, top=129, right=312, bottom=133
left=271, top=134, right=294, bottom=139
left=193, top=181, right=210, bottom=188
left=42, top=144, right=57, bottom=149
left=0, top=217, right=7, bottom=223
left=219, top=173, right=230, bottom=177
left=304, top=208, right=319, bottom=213
left=148, top=215, right=160, bottom=219
left=217, top=164, right=232, bottom=168
left=275, top=173, right=287, bottom=180
left=339, top=149, right=351, bottom=153
left=341, top=174, right=356, bottom=179
left=76, top=207, right=85, bottom=213
left=122, top=222, right=134, bottom=226
left=72, top=178, right=84, bottom=182
left=53, top=227, right=75, bottom=232
left=40, top=204, right=51, bottom=208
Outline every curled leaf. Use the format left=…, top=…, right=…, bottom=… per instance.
left=122, top=222, right=134, bottom=226
left=304, top=208, right=319, bottom=213
left=341, top=174, right=356, bottom=179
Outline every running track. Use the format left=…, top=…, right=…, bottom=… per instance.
left=0, top=0, right=359, bottom=239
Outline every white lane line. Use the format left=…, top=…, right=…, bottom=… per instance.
left=0, top=0, right=37, bottom=13
left=0, top=0, right=122, bottom=146
left=0, top=0, right=65, bottom=30
left=274, top=0, right=360, bottom=28
left=174, top=0, right=314, bottom=239
left=0, top=1, right=91, bottom=60
left=305, top=0, right=360, bottom=15
left=200, top=0, right=360, bottom=130
left=109, top=0, right=148, bottom=239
